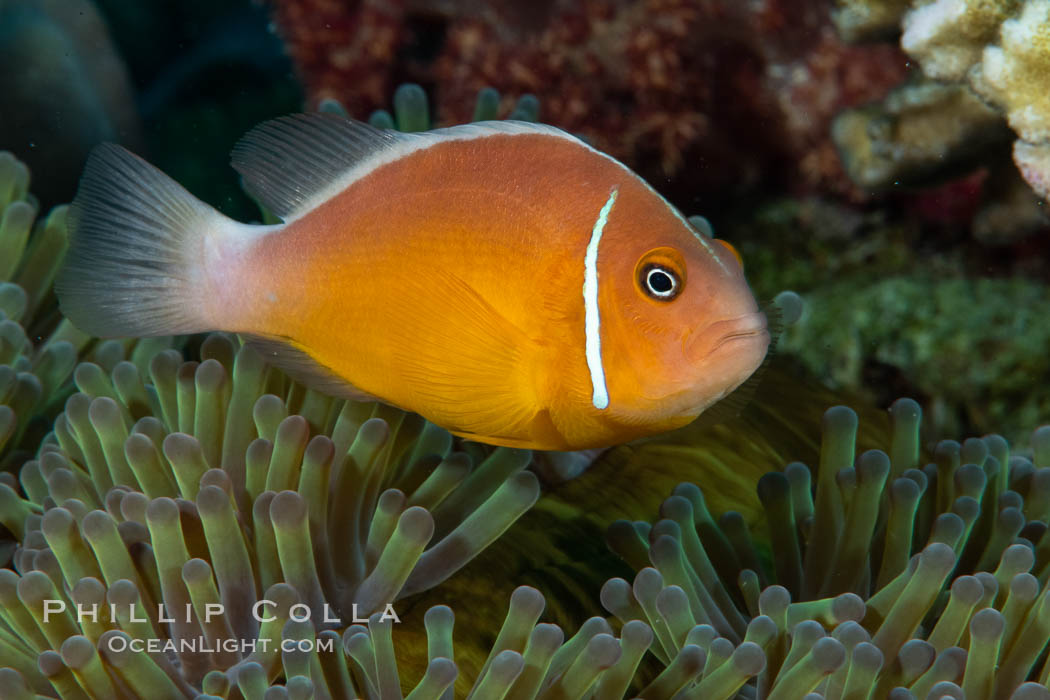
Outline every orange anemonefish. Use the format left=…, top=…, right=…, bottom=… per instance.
left=56, top=115, right=770, bottom=450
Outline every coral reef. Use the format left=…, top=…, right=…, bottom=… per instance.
left=832, top=81, right=1011, bottom=190
left=835, top=0, right=1050, bottom=203
left=1, top=26, right=1047, bottom=694
left=267, top=0, right=405, bottom=121
left=780, top=274, right=1050, bottom=446
left=606, top=399, right=1050, bottom=697
left=905, top=0, right=1050, bottom=199
left=833, top=0, right=913, bottom=40
left=900, top=0, right=1020, bottom=83
left=726, top=195, right=1050, bottom=445
left=267, top=0, right=908, bottom=204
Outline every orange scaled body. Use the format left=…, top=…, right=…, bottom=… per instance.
left=57, top=116, right=770, bottom=450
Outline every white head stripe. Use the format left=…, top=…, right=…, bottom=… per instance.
left=584, top=187, right=619, bottom=411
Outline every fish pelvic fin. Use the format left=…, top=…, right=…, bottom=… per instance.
left=56, top=143, right=255, bottom=337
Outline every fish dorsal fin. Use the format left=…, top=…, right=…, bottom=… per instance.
left=230, top=113, right=578, bottom=222
left=231, top=114, right=405, bottom=220
left=241, top=333, right=383, bottom=404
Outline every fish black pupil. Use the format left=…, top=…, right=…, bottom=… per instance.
left=650, top=272, right=672, bottom=292
left=645, top=267, right=677, bottom=298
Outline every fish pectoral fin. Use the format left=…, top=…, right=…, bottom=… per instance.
left=388, top=271, right=542, bottom=442
left=241, top=334, right=384, bottom=403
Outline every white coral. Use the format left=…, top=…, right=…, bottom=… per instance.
left=896, top=0, right=1050, bottom=198
left=901, top=0, right=1020, bottom=81
left=1014, top=140, right=1050, bottom=198
left=974, top=0, right=1050, bottom=143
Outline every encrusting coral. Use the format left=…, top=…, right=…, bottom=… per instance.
left=720, top=193, right=1050, bottom=444
left=833, top=0, right=913, bottom=40
left=778, top=274, right=1050, bottom=446
left=904, top=0, right=1050, bottom=199
left=605, top=398, right=1050, bottom=697
left=269, top=0, right=910, bottom=204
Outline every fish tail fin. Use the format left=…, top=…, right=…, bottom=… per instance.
left=57, top=143, right=241, bottom=337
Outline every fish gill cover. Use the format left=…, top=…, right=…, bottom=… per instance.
left=0, top=0, right=1048, bottom=698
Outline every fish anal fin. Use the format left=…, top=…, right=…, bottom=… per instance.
left=242, top=334, right=382, bottom=403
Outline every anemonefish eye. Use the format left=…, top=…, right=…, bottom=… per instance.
left=635, top=247, right=687, bottom=303
left=641, top=264, right=681, bottom=301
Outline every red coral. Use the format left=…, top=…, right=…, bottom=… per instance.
left=905, top=169, right=988, bottom=227
left=268, top=0, right=407, bottom=117
left=268, top=0, right=909, bottom=204
left=770, top=24, right=911, bottom=200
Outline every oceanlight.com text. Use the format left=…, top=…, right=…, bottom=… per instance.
left=104, top=635, right=335, bottom=654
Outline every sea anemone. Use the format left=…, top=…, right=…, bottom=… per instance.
left=0, top=328, right=542, bottom=693
left=7, top=78, right=1048, bottom=699
left=0, top=150, right=82, bottom=470
left=605, top=397, right=1050, bottom=697
left=0, top=581, right=653, bottom=698
left=0, top=151, right=176, bottom=473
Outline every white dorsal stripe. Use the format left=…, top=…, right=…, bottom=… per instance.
left=584, top=187, right=619, bottom=411
left=687, top=226, right=727, bottom=272
left=236, top=117, right=581, bottom=223
left=295, top=120, right=580, bottom=221
left=236, top=114, right=727, bottom=275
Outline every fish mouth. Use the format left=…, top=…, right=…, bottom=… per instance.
left=690, top=311, right=770, bottom=360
